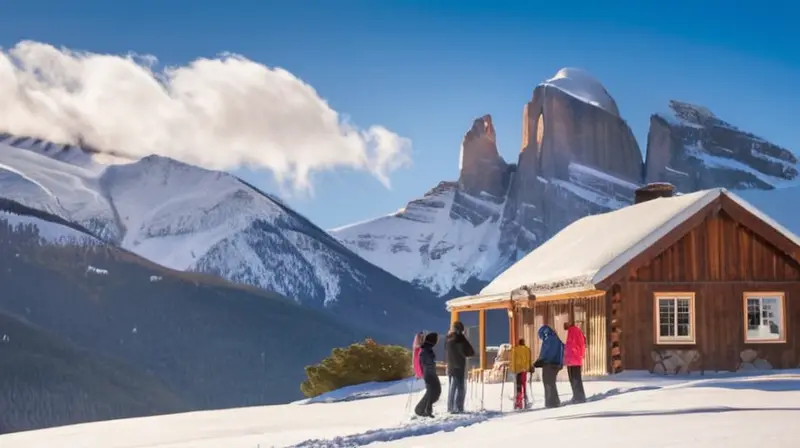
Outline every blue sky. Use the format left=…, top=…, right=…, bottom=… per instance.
left=1, top=1, right=798, bottom=229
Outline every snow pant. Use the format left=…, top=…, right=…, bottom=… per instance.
left=567, top=365, right=586, bottom=403
left=415, top=375, right=442, bottom=417
left=447, top=371, right=467, bottom=413
left=541, top=364, right=561, bottom=408
left=514, top=372, right=528, bottom=409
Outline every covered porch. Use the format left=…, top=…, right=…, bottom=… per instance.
left=446, top=286, right=613, bottom=380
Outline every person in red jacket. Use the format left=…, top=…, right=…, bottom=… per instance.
left=563, top=321, right=586, bottom=403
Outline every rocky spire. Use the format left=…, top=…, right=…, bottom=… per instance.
left=458, top=115, right=509, bottom=198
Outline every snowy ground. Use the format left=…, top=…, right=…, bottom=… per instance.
left=2, top=371, right=799, bottom=448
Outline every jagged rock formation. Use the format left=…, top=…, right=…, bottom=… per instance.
left=333, top=69, right=799, bottom=301
left=500, top=68, right=643, bottom=257
left=644, top=100, right=799, bottom=191
left=333, top=68, right=643, bottom=296
left=458, top=115, right=510, bottom=199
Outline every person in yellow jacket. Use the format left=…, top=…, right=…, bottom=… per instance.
left=509, top=339, right=532, bottom=409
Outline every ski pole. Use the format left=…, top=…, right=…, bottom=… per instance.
left=480, top=369, right=485, bottom=411
left=499, top=364, right=507, bottom=412
left=527, top=368, right=533, bottom=408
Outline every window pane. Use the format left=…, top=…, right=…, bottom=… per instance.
left=676, top=299, right=690, bottom=336
left=658, top=299, right=675, bottom=337
left=746, top=296, right=783, bottom=341
left=746, top=298, right=760, bottom=331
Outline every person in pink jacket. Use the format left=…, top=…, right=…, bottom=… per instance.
left=563, top=321, right=586, bottom=403
left=412, top=332, right=424, bottom=379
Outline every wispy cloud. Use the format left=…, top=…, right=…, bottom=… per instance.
left=0, top=41, right=412, bottom=192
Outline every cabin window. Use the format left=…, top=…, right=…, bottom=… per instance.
left=654, top=293, right=695, bottom=344
left=744, top=293, right=786, bottom=343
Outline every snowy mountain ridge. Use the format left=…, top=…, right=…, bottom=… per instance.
left=332, top=69, right=799, bottom=297
left=0, top=134, right=442, bottom=337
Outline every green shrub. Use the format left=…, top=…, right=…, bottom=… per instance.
left=300, top=339, right=412, bottom=398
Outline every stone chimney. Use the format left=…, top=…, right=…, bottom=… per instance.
left=634, top=182, right=675, bottom=204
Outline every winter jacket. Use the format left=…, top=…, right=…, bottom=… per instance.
left=564, top=325, right=586, bottom=367
left=412, top=333, right=424, bottom=379
left=535, top=325, right=564, bottom=367
left=445, top=331, right=475, bottom=375
left=419, top=332, right=439, bottom=382
left=509, top=345, right=532, bottom=374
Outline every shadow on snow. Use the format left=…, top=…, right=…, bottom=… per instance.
left=282, top=385, right=663, bottom=448
left=552, top=406, right=800, bottom=421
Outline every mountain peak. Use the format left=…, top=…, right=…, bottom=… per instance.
left=465, top=115, right=496, bottom=143
left=646, top=100, right=799, bottom=191
left=539, top=67, right=620, bottom=117
left=458, top=115, right=508, bottom=199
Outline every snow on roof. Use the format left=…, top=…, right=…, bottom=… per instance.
left=540, top=68, right=620, bottom=117
left=447, top=188, right=800, bottom=309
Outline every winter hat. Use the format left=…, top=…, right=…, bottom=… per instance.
left=452, top=321, right=465, bottom=333
left=424, top=332, right=439, bottom=345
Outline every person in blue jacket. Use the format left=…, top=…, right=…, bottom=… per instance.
left=533, top=325, right=564, bottom=408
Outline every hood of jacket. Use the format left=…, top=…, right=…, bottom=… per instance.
left=538, top=325, right=556, bottom=340
left=423, top=332, right=439, bottom=347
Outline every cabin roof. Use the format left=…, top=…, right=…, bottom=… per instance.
left=446, top=188, right=800, bottom=311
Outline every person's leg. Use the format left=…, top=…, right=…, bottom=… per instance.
left=514, top=372, right=523, bottom=409
left=573, top=366, right=586, bottom=403
left=567, top=365, right=577, bottom=399
left=428, top=379, right=442, bottom=416
left=542, top=365, right=560, bottom=408
left=521, top=371, right=528, bottom=408
left=455, top=373, right=467, bottom=412
left=447, top=375, right=456, bottom=412
left=415, top=386, right=431, bottom=416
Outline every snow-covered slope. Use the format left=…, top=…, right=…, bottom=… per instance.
left=0, top=205, right=389, bottom=428
left=332, top=182, right=506, bottom=295
left=0, top=208, right=98, bottom=246
left=645, top=101, right=800, bottom=191
left=0, top=135, right=442, bottom=336
left=3, top=371, right=799, bottom=447
left=540, top=67, right=621, bottom=116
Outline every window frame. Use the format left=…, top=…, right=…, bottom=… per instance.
left=742, top=292, right=787, bottom=344
left=653, top=292, right=696, bottom=345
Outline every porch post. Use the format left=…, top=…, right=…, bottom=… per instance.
left=478, top=309, right=487, bottom=371
left=450, top=309, right=460, bottom=326
left=508, top=306, right=518, bottom=345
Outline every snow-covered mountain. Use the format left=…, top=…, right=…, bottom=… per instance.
left=0, top=202, right=383, bottom=430
left=0, top=134, right=442, bottom=336
left=331, top=68, right=799, bottom=296
left=645, top=100, right=799, bottom=190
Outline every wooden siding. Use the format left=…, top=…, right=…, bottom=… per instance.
left=620, top=282, right=800, bottom=371
left=632, top=210, right=800, bottom=283
left=618, top=210, right=800, bottom=372
left=517, top=295, right=607, bottom=377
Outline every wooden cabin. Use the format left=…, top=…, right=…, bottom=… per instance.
left=446, top=184, right=800, bottom=377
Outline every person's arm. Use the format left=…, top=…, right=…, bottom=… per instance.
left=463, top=337, right=475, bottom=357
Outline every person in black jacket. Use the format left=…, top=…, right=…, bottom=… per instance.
left=445, top=321, right=475, bottom=413
left=414, top=332, right=441, bottom=418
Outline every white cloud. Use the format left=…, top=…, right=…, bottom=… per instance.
left=0, top=41, right=412, bottom=192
